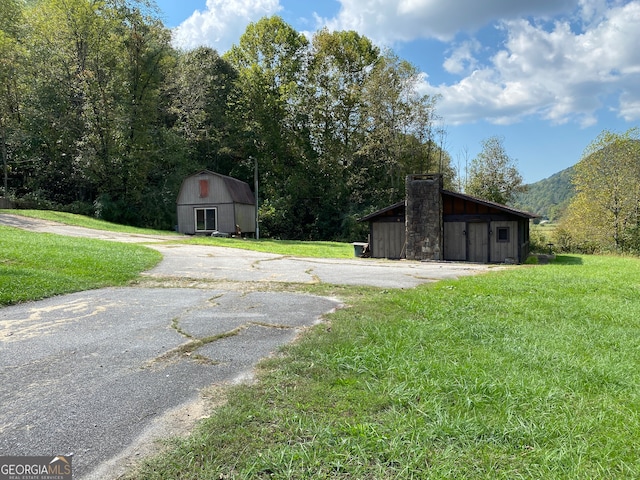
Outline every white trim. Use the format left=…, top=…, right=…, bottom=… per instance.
left=194, top=207, right=218, bottom=232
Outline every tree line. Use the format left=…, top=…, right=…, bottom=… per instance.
left=557, top=128, right=640, bottom=254
left=1, top=0, right=460, bottom=240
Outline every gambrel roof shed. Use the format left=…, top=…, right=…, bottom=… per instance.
left=177, top=170, right=256, bottom=235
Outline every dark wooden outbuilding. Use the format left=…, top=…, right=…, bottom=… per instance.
left=359, top=174, right=537, bottom=263
left=177, top=170, right=256, bottom=236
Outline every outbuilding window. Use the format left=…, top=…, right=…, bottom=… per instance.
left=195, top=208, right=217, bottom=232
left=496, top=226, right=510, bottom=242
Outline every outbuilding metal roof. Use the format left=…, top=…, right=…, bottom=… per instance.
left=358, top=190, right=538, bottom=222
left=188, top=169, right=255, bottom=205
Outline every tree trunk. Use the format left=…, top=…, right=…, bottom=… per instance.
left=1, top=123, right=8, bottom=197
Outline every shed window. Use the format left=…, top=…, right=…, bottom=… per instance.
left=195, top=208, right=217, bottom=231
left=496, top=226, right=510, bottom=242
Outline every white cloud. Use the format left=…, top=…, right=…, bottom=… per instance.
left=323, top=0, right=578, bottom=43
left=172, top=0, right=640, bottom=126
left=171, top=0, right=281, bottom=51
left=443, top=40, right=482, bottom=75
left=423, top=1, right=640, bottom=125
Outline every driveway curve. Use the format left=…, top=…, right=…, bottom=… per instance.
left=0, top=213, right=496, bottom=479
left=0, top=213, right=493, bottom=288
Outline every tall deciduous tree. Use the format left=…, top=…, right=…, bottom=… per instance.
left=561, top=128, right=640, bottom=252
left=0, top=0, right=26, bottom=197
left=304, top=29, right=379, bottom=237
left=356, top=52, right=446, bottom=206
left=466, top=135, right=524, bottom=204
left=7, top=7, right=453, bottom=238
left=21, top=0, right=174, bottom=224
left=225, top=16, right=312, bottom=238
left=168, top=47, right=238, bottom=174
left=22, top=0, right=106, bottom=204
left=306, top=29, right=378, bottom=168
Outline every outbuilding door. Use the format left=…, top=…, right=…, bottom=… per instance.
left=195, top=207, right=217, bottom=232
left=444, top=222, right=466, bottom=261
left=371, top=221, right=405, bottom=259
left=467, top=222, right=489, bottom=262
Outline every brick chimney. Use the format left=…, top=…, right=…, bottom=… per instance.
left=405, top=174, right=443, bottom=261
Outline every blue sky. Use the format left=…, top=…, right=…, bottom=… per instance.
left=154, top=0, right=640, bottom=184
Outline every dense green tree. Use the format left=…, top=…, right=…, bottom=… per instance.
left=5, top=7, right=454, bottom=238
left=301, top=29, right=380, bottom=238
left=0, top=0, right=26, bottom=197
left=168, top=47, right=239, bottom=174
left=561, top=128, right=640, bottom=252
left=20, top=0, right=176, bottom=225
left=21, top=0, right=106, bottom=204
left=306, top=29, right=378, bottom=167
left=225, top=16, right=314, bottom=238
left=355, top=52, right=447, bottom=206
left=466, top=135, right=525, bottom=204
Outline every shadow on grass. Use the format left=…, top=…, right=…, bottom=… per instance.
left=553, top=255, right=583, bottom=265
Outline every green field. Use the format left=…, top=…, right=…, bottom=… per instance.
left=131, top=255, right=640, bottom=479
left=0, top=209, right=354, bottom=258
left=0, top=225, right=162, bottom=305
left=0, top=209, right=174, bottom=235
left=2, top=211, right=639, bottom=478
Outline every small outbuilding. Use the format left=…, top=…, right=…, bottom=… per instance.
left=177, top=170, right=256, bottom=236
left=359, top=174, right=537, bottom=263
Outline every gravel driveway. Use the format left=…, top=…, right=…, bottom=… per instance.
left=0, top=214, right=495, bottom=478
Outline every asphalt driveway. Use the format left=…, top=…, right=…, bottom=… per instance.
left=0, top=214, right=495, bottom=478
left=0, top=287, right=339, bottom=479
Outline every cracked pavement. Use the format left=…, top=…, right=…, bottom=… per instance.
left=0, top=287, right=340, bottom=479
left=0, top=213, right=496, bottom=478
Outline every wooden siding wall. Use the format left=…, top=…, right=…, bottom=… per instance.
left=490, top=220, right=519, bottom=262
left=178, top=203, right=256, bottom=234
left=178, top=174, right=234, bottom=204
left=371, top=221, right=405, bottom=259
left=234, top=203, right=256, bottom=233
left=444, top=195, right=501, bottom=216
left=177, top=173, right=256, bottom=235
left=212, top=204, right=236, bottom=232
left=467, top=222, right=489, bottom=262
left=176, top=205, right=195, bottom=234
left=443, top=222, right=466, bottom=261
left=444, top=220, right=520, bottom=262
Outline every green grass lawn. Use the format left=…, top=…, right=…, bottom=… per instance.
left=131, top=255, right=640, bottom=479
left=0, top=210, right=355, bottom=258
left=3, top=210, right=640, bottom=478
left=180, top=235, right=354, bottom=258
left=0, top=225, right=162, bottom=305
left=0, top=209, right=174, bottom=235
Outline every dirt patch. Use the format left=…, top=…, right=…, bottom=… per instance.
left=87, top=383, right=234, bottom=480
left=131, top=276, right=315, bottom=294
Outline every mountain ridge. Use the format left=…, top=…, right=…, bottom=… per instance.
left=511, top=166, right=575, bottom=221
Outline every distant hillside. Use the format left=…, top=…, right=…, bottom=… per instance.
left=511, top=166, right=575, bottom=221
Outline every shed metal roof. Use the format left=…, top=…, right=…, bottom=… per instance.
left=358, top=190, right=538, bottom=222
left=358, top=201, right=405, bottom=222
left=189, top=170, right=255, bottom=205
